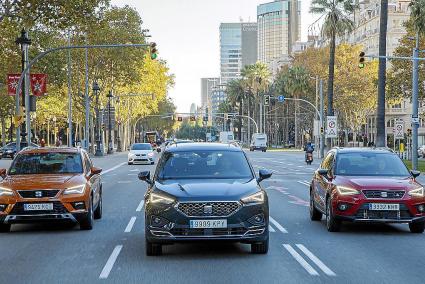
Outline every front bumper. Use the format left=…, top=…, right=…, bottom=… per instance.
left=145, top=201, right=269, bottom=243
left=129, top=156, right=154, bottom=164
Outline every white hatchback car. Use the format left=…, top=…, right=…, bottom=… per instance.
left=128, top=143, right=155, bottom=165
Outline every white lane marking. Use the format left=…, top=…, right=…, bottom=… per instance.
left=283, top=244, right=319, bottom=276
left=128, top=174, right=138, bottom=176
left=136, top=200, right=144, bottom=212
left=99, top=245, right=123, bottom=279
left=130, top=169, right=139, bottom=172
left=269, top=216, right=288, bottom=233
left=297, top=181, right=310, bottom=186
left=117, top=181, right=132, bottom=184
left=101, top=162, right=126, bottom=175
left=124, top=217, right=137, bottom=233
left=296, top=244, right=336, bottom=276
left=269, top=225, right=276, bottom=232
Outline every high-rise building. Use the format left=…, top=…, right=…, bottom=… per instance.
left=201, top=77, right=221, bottom=110
left=257, top=0, right=301, bottom=66
left=241, top=23, right=258, bottom=68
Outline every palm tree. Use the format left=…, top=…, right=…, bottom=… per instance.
left=277, top=66, right=311, bottom=148
left=410, top=0, right=425, bottom=34
left=310, top=0, right=355, bottom=117
left=227, top=79, right=247, bottom=141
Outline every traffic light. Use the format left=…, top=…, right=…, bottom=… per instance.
left=203, top=116, right=208, bottom=122
left=264, top=95, right=270, bottom=106
left=320, top=127, right=324, bottom=134
left=407, top=128, right=412, bottom=136
left=359, top=51, right=365, bottom=68
left=190, top=115, right=196, bottom=122
left=177, top=116, right=183, bottom=122
left=150, top=42, right=158, bottom=60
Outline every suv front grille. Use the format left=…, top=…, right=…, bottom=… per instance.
left=170, top=228, right=247, bottom=236
left=10, top=202, right=67, bottom=215
left=362, top=190, right=405, bottom=199
left=18, top=190, right=60, bottom=199
left=177, top=202, right=240, bottom=217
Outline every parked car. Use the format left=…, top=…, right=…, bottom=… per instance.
left=128, top=143, right=155, bottom=165
left=309, top=147, right=425, bottom=233
left=418, top=145, right=425, bottom=158
left=139, top=143, right=272, bottom=255
left=1, top=142, right=38, bottom=159
left=0, top=147, right=103, bottom=232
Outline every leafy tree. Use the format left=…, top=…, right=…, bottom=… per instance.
left=226, top=79, right=247, bottom=140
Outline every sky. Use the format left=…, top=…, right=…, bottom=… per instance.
left=111, top=0, right=316, bottom=112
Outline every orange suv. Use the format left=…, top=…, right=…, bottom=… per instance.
left=0, top=147, right=103, bottom=232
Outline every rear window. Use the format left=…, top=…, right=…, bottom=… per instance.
left=335, top=152, right=410, bottom=177
left=9, top=153, right=83, bottom=175
left=131, top=144, right=152, bottom=150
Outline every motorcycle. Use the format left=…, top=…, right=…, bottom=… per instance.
left=306, top=152, right=313, bottom=165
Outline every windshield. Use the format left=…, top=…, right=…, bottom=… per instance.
left=131, top=144, right=152, bottom=150
left=157, top=150, right=253, bottom=180
left=335, top=152, right=410, bottom=177
left=9, top=153, right=83, bottom=175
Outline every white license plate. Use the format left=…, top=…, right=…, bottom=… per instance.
left=189, top=219, right=227, bottom=229
left=368, top=203, right=400, bottom=211
left=24, top=203, right=53, bottom=211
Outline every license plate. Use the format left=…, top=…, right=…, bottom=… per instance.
left=368, top=203, right=400, bottom=211
left=24, top=203, right=53, bottom=211
left=189, top=219, right=227, bottom=229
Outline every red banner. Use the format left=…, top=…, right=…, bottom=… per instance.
left=7, top=73, right=47, bottom=96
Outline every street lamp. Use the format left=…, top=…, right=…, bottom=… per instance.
left=116, top=97, right=122, bottom=152
left=106, top=90, right=114, bottom=154
left=93, top=81, right=103, bottom=156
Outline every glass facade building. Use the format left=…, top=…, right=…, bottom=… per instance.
left=220, top=23, right=242, bottom=84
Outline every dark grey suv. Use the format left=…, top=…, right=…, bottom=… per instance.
left=138, top=143, right=272, bottom=256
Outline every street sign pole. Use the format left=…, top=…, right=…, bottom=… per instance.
left=412, top=33, right=419, bottom=170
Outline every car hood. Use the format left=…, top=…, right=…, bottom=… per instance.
left=1, top=174, right=85, bottom=190
left=336, top=176, right=419, bottom=190
left=154, top=178, right=259, bottom=201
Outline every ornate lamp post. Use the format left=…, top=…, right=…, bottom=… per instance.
left=93, top=81, right=103, bottom=156
left=116, top=97, right=122, bottom=152
left=106, top=90, right=114, bottom=154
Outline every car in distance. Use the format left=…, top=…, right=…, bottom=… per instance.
left=0, top=147, right=103, bottom=232
left=139, top=143, right=272, bottom=256
left=1, top=142, right=39, bottom=159
left=309, top=148, right=425, bottom=233
left=128, top=143, right=155, bottom=165
left=250, top=133, right=267, bottom=152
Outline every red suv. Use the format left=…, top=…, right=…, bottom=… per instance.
left=309, top=148, right=425, bottom=233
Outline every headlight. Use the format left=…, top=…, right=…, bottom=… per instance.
left=64, top=184, right=86, bottom=195
left=128, top=153, right=135, bottom=158
left=409, top=186, right=425, bottom=197
left=336, top=186, right=360, bottom=196
left=0, top=186, right=13, bottom=196
left=241, top=191, right=265, bottom=204
left=148, top=152, right=154, bottom=157
left=149, top=192, right=175, bottom=205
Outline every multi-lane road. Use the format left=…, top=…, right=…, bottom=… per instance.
left=1, top=150, right=425, bottom=283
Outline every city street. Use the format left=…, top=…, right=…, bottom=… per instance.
left=1, top=151, right=424, bottom=284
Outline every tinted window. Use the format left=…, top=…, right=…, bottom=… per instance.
left=9, top=153, right=83, bottom=175
left=335, top=152, right=410, bottom=176
left=131, top=144, right=152, bottom=150
left=157, top=150, right=253, bottom=180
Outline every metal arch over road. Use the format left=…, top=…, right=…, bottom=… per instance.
left=14, top=43, right=150, bottom=152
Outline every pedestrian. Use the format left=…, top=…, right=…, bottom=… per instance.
left=40, top=139, right=46, bottom=147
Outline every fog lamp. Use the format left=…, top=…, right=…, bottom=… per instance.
left=338, top=203, right=349, bottom=211
left=417, top=204, right=425, bottom=213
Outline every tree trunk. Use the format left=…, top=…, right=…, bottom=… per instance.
left=376, top=0, right=388, bottom=147
left=238, top=99, right=242, bottom=141
left=1, top=117, right=5, bottom=147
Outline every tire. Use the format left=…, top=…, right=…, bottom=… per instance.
left=326, top=197, right=341, bottom=232
left=310, top=191, right=322, bottom=221
left=80, top=198, right=94, bottom=230
left=409, top=221, right=425, bottom=233
left=251, top=237, right=269, bottom=254
left=0, top=224, right=11, bottom=233
left=94, top=191, right=102, bottom=220
left=146, top=237, right=162, bottom=256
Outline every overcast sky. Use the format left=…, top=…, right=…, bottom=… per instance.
left=111, top=0, right=316, bottom=112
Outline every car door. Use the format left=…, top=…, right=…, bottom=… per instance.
left=84, top=152, right=100, bottom=206
left=315, top=152, right=335, bottom=211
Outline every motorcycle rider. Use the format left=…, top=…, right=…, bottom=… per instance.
left=304, top=142, right=314, bottom=162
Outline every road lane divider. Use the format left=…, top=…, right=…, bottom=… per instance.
left=136, top=200, right=144, bottom=212
left=269, top=225, right=276, bottom=232
left=101, top=162, right=126, bottom=175
left=99, top=245, right=123, bottom=279
left=297, top=181, right=310, bottom=187
left=124, top=217, right=137, bottom=233
left=283, top=244, right=319, bottom=276
left=269, top=216, right=288, bottom=233
left=296, top=244, right=336, bottom=276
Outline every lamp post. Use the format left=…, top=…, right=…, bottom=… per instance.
left=106, top=90, right=114, bottom=154
left=116, top=97, right=122, bottom=152
left=93, top=81, right=103, bottom=156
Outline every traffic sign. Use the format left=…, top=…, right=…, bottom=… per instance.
left=412, top=116, right=419, bottom=125
left=325, top=116, right=338, bottom=138
left=394, top=121, right=404, bottom=140
left=278, top=95, right=285, bottom=103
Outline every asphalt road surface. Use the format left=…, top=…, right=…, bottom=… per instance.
left=1, top=150, right=425, bottom=284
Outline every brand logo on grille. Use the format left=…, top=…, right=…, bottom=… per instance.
left=380, top=192, right=388, bottom=198
left=203, top=205, right=213, bottom=215
left=35, top=191, right=43, bottom=198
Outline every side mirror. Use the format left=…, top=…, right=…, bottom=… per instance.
left=90, top=167, right=102, bottom=176
left=157, top=148, right=161, bottom=153
left=411, top=170, right=421, bottom=178
left=138, top=171, right=153, bottom=185
left=258, top=169, right=272, bottom=182
left=0, top=168, right=6, bottom=179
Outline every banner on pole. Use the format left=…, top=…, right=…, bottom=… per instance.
left=7, top=73, right=47, bottom=96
